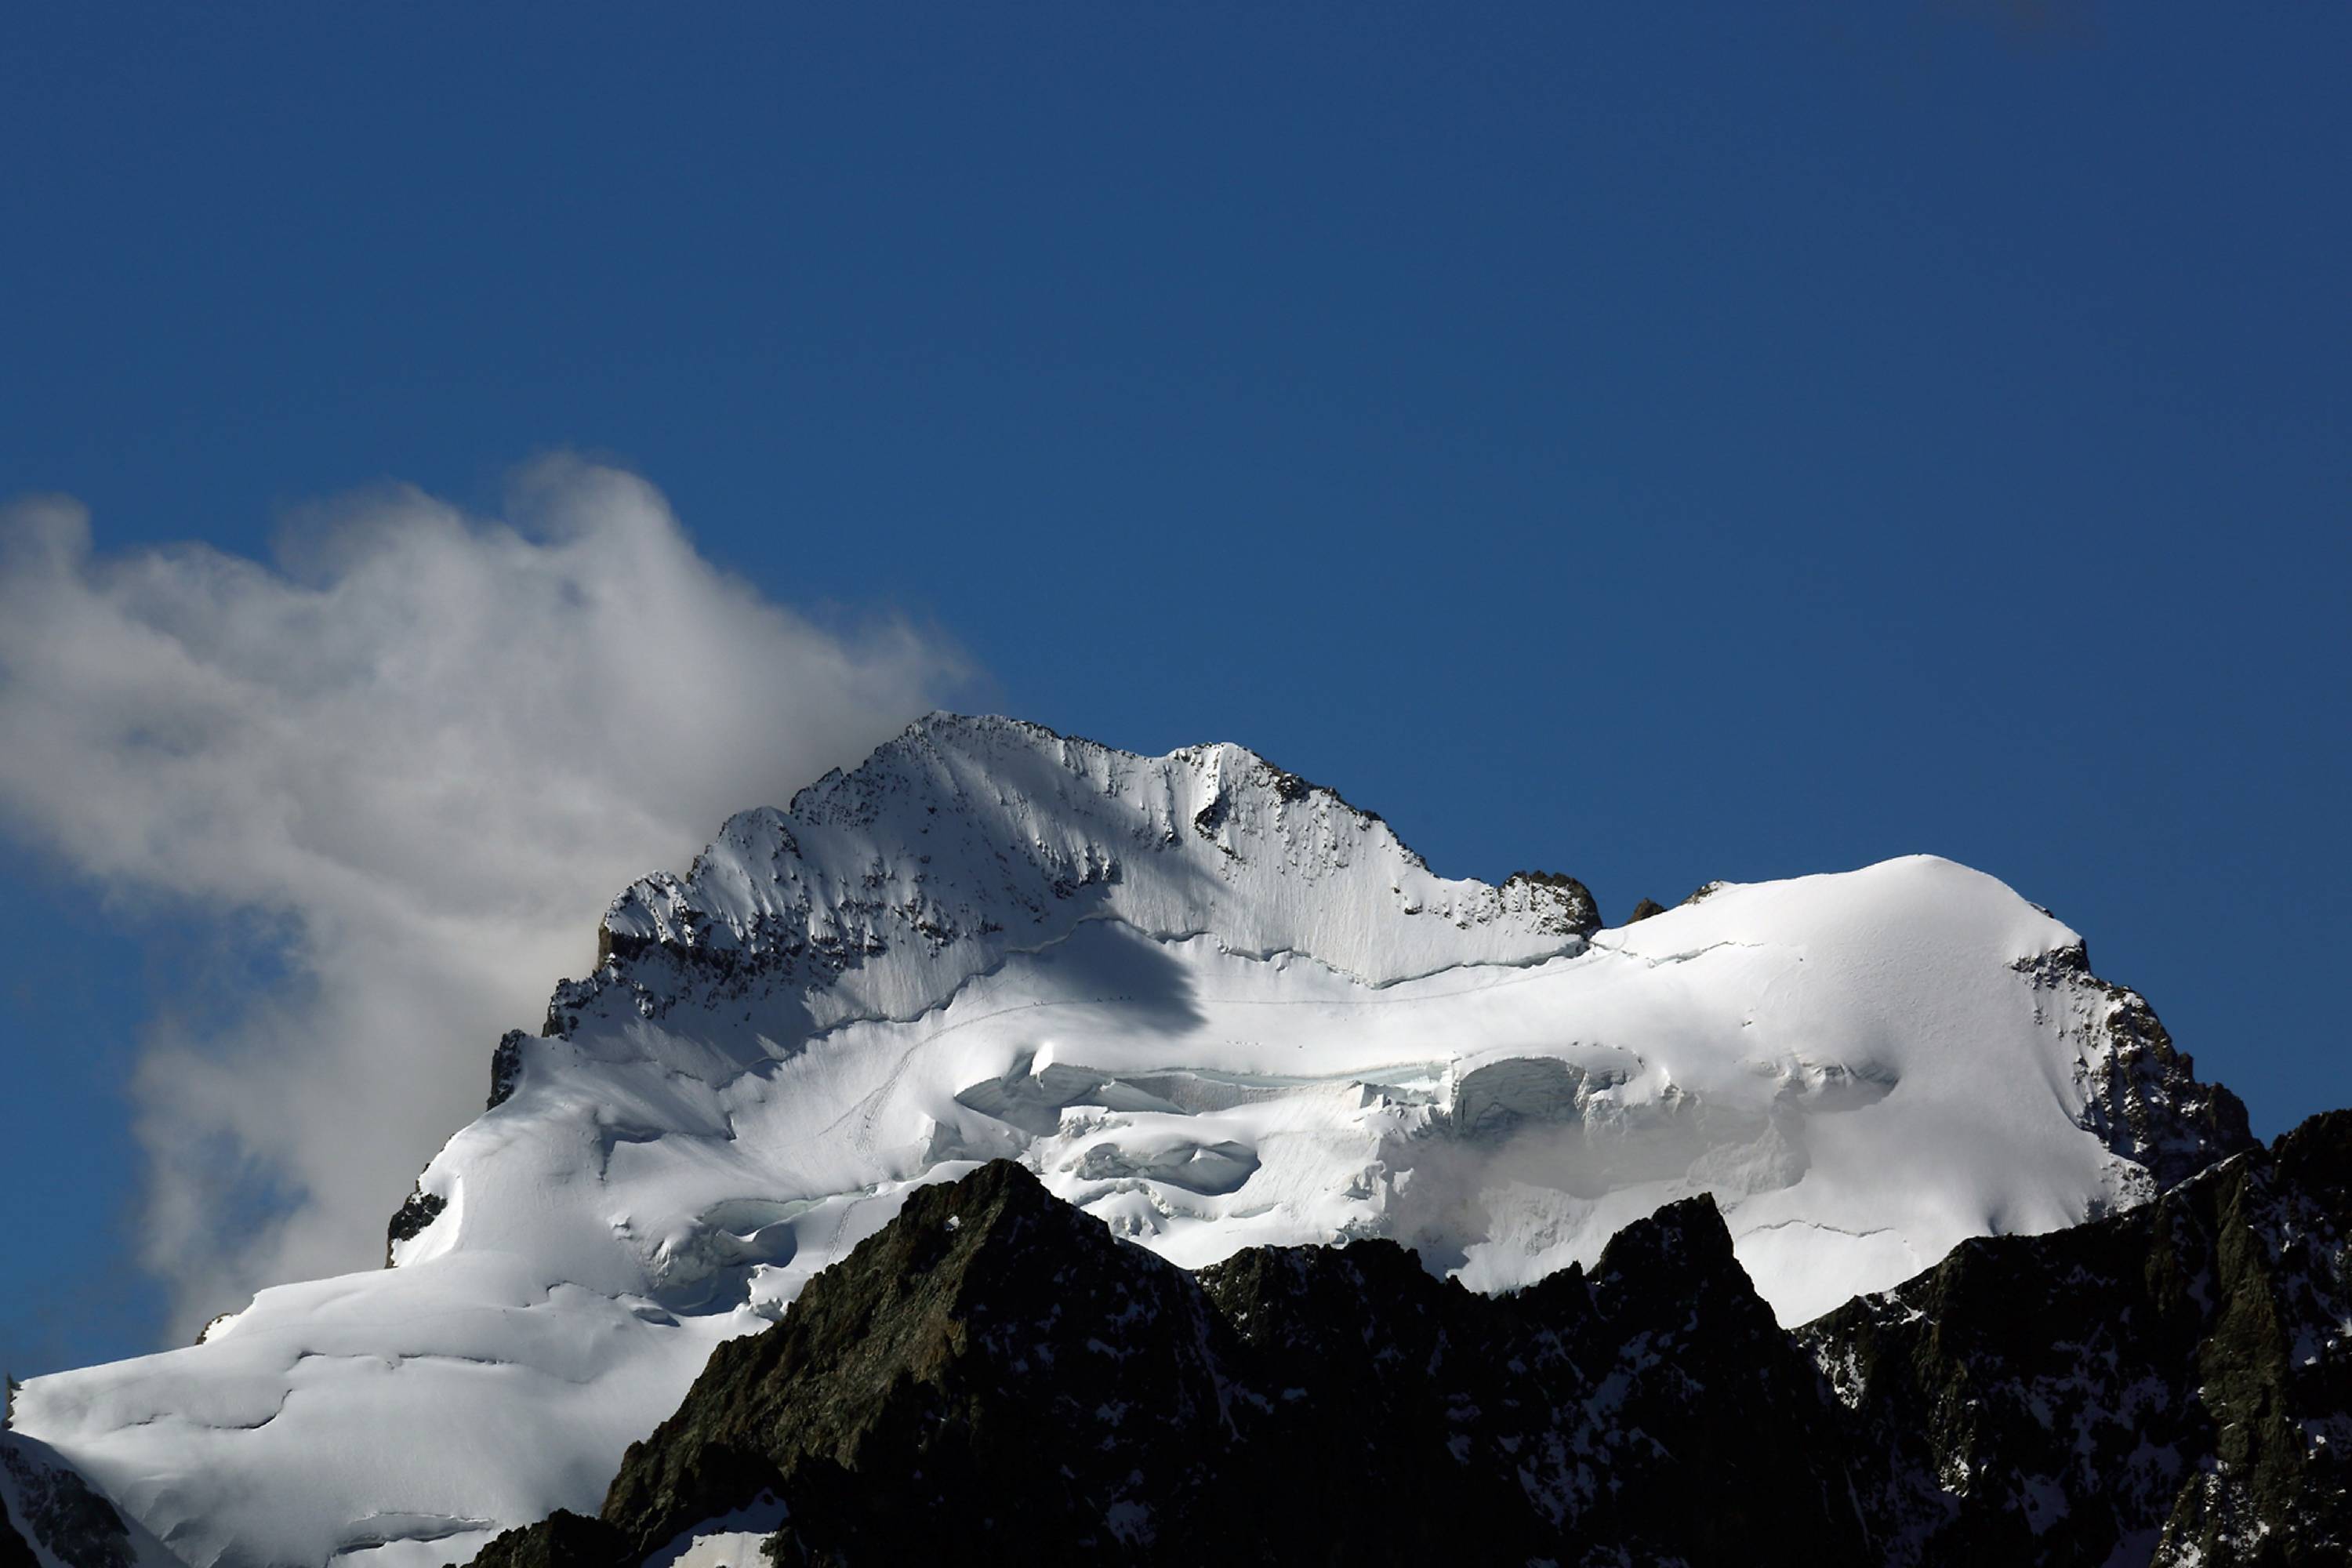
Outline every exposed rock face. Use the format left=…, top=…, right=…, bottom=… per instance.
left=2020, top=942, right=2256, bottom=1190
left=463, top=1160, right=1871, bottom=1566
left=1806, top=1109, right=2352, bottom=1567
left=0, top=1436, right=138, bottom=1568
left=383, top=1181, right=448, bottom=1268
left=1196, top=1197, right=1867, bottom=1566
left=467, top=1116, right=2352, bottom=1568
left=1499, top=868, right=1604, bottom=936
left=486, top=1029, right=528, bottom=1110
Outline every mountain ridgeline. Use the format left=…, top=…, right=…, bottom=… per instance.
left=470, top=1116, right=2352, bottom=1568
left=3, top=717, right=2295, bottom=1568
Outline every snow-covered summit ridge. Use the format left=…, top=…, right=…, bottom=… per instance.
left=548, top=713, right=1599, bottom=1040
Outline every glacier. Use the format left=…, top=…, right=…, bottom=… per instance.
left=12, top=714, right=2248, bottom=1568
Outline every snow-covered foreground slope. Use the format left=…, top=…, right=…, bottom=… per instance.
left=15, top=716, right=2249, bottom=1568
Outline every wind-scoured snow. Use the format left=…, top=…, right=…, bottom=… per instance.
left=14, top=716, right=2234, bottom=1567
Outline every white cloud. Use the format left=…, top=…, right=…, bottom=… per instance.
left=0, top=459, right=966, bottom=1338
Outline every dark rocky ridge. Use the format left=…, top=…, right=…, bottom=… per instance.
left=1806, top=1108, right=2352, bottom=1566
left=465, top=1160, right=1871, bottom=1566
left=384, top=1182, right=448, bottom=1268
left=1499, top=868, right=1604, bottom=936
left=0, top=1436, right=138, bottom=1568
left=465, top=1113, right=2352, bottom=1568
left=2020, top=942, right=2256, bottom=1189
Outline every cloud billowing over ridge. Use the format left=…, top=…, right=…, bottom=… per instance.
left=0, top=459, right=966, bottom=1339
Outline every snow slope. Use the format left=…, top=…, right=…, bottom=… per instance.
left=14, top=715, right=2247, bottom=1568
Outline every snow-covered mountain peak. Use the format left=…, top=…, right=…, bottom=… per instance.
left=13, top=717, right=2252, bottom=1568
left=558, top=713, right=1599, bottom=1043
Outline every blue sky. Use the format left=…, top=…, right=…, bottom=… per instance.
left=2, top=2, right=2346, bottom=1376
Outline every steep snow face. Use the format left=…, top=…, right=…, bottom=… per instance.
left=13, top=716, right=2246, bottom=1568
left=557, top=713, right=1599, bottom=1035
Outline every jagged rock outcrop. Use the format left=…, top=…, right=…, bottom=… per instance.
left=469, top=1113, right=2352, bottom=1568
left=1498, top=868, right=1604, bottom=936
left=383, top=1181, right=448, bottom=1268
left=486, top=1028, right=528, bottom=1111
left=1196, top=1195, right=1867, bottom=1566
left=1807, top=1109, right=2352, bottom=1567
left=0, top=1436, right=140, bottom=1568
left=2038, top=942, right=2256, bottom=1190
left=464, top=1159, right=1871, bottom=1567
